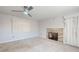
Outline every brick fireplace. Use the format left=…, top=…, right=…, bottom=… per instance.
left=47, top=28, right=63, bottom=42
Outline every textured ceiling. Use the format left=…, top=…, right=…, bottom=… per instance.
left=0, top=6, right=79, bottom=20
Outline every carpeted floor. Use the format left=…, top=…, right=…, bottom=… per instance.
left=0, top=37, right=79, bottom=52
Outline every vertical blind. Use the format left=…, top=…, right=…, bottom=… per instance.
left=64, top=16, right=79, bottom=47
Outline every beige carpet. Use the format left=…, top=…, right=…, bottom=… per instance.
left=0, top=37, right=79, bottom=52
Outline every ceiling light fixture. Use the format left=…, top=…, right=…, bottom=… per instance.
left=24, top=11, right=28, bottom=15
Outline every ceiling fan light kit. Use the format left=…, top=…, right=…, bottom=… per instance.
left=24, top=11, right=28, bottom=15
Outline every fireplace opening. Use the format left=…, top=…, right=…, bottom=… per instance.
left=48, top=32, right=58, bottom=41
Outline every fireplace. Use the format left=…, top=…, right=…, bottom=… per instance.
left=48, top=32, right=58, bottom=41
left=47, top=28, right=63, bottom=42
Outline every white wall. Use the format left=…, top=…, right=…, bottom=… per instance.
left=39, top=17, right=64, bottom=38
left=0, top=13, right=39, bottom=43
left=77, top=16, right=79, bottom=47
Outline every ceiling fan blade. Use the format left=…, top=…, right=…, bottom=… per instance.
left=28, top=14, right=32, bottom=17
left=24, top=6, right=28, bottom=9
left=28, top=6, right=33, bottom=11
left=24, top=6, right=33, bottom=11
left=12, top=10, right=24, bottom=12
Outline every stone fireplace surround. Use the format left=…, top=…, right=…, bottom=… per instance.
left=47, top=28, right=63, bottom=42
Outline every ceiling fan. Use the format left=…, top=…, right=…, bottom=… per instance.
left=12, top=6, right=33, bottom=17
